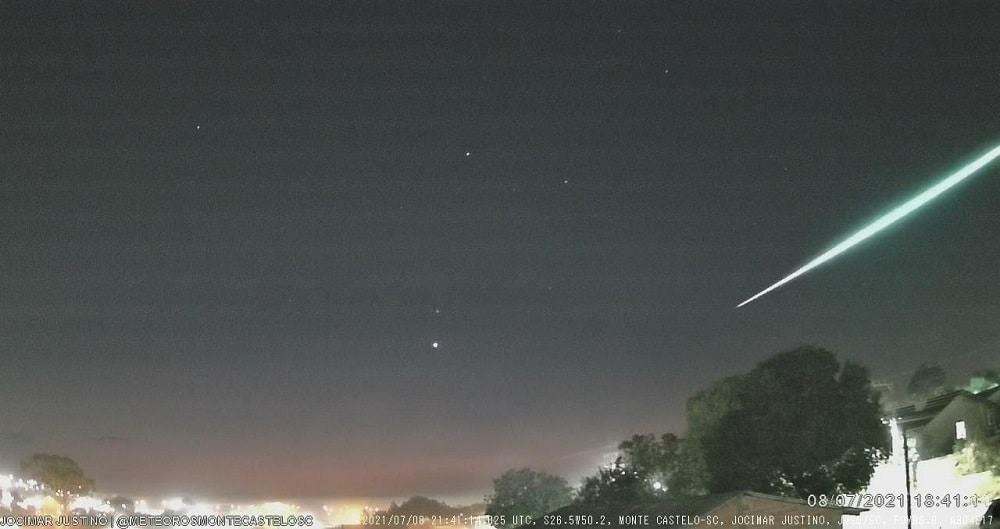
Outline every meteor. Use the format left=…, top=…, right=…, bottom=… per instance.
left=738, top=143, right=1000, bottom=307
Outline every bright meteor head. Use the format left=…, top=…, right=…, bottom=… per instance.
left=738, top=143, right=1000, bottom=307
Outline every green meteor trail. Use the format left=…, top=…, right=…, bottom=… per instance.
left=738, top=143, right=1000, bottom=308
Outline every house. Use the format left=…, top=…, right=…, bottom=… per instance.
left=530, top=490, right=866, bottom=529
left=850, top=386, right=1000, bottom=529
left=890, top=387, right=1000, bottom=460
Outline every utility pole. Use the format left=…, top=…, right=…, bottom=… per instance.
left=901, top=424, right=912, bottom=529
left=893, top=415, right=923, bottom=529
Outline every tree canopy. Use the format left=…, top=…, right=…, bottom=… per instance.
left=576, top=433, right=679, bottom=507
left=907, top=362, right=947, bottom=401
left=384, top=496, right=462, bottom=517
left=696, top=346, right=888, bottom=496
left=577, top=457, right=650, bottom=508
left=20, top=453, right=94, bottom=497
left=485, top=468, right=572, bottom=528
left=501, top=345, right=889, bottom=512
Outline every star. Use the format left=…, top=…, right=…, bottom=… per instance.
left=432, top=342, right=440, bottom=349
left=465, top=151, right=471, bottom=157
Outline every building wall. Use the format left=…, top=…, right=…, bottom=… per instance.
left=917, top=396, right=995, bottom=458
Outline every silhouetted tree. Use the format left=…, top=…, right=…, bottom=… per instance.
left=577, top=457, right=651, bottom=508
left=618, top=433, right=680, bottom=480
left=576, top=433, right=681, bottom=506
left=485, top=468, right=572, bottom=528
left=671, top=375, right=746, bottom=495
left=665, top=438, right=709, bottom=496
left=366, top=496, right=476, bottom=527
left=20, top=454, right=94, bottom=506
left=907, top=363, right=947, bottom=401
left=108, top=496, right=135, bottom=513
left=697, top=346, right=888, bottom=497
left=385, top=496, right=460, bottom=517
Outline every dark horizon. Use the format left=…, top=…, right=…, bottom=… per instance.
left=3, top=1, right=1000, bottom=501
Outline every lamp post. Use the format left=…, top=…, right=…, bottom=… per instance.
left=891, top=416, right=920, bottom=529
left=901, top=422, right=912, bottom=529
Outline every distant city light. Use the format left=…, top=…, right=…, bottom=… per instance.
left=0, top=469, right=327, bottom=526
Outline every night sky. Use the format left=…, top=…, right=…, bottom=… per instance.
left=3, top=1, right=1000, bottom=502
